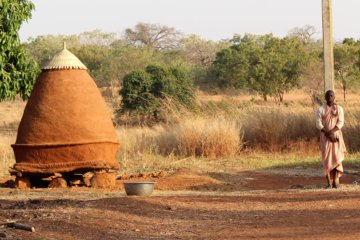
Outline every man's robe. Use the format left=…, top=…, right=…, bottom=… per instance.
left=316, top=104, right=346, bottom=176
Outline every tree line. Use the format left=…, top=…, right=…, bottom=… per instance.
left=21, top=25, right=360, bottom=103
left=2, top=1, right=360, bottom=108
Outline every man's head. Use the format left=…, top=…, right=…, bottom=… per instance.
left=325, top=90, right=335, bottom=105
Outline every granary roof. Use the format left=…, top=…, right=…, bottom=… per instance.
left=42, top=42, right=87, bottom=70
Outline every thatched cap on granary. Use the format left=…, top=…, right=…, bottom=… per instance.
left=42, top=43, right=87, bottom=70
left=11, top=44, right=119, bottom=174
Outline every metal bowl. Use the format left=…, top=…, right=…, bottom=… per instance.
left=123, top=182, right=156, bottom=196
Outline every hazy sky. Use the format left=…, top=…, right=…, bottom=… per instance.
left=19, top=0, right=360, bottom=42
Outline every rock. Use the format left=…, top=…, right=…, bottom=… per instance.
left=15, top=176, right=31, bottom=189
left=42, top=173, right=63, bottom=181
left=152, top=171, right=165, bottom=178
left=91, top=172, right=116, bottom=188
left=117, top=173, right=128, bottom=180
left=48, top=178, right=67, bottom=188
left=83, top=172, right=94, bottom=187
left=69, top=179, right=82, bottom=186
left=3, top=180, right=15, bottom=188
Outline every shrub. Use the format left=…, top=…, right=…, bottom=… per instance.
left=120, top=65, right=195, bottom=119
left=120, top=70, right=156, bottom=112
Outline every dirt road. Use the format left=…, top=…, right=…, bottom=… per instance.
left=1, top=169, right=360, bottom=240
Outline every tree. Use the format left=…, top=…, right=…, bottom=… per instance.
left=179, top=34, right=228, bottom=66
left=212, top=35, right=258, bottom=89
left=0, top=0, right=39, bottom=100
left=288, top=25, right=318, bottom=43
left=213, top=34, right=307, bottom=102
left=72, top=45, right=111, bottom=83
left=23, top=34, right=81, bottom=67
left=124, top=22, right=182, bottom=50
left=334, top=40, right=360, bottom=101
left=255, top=35, right=307, bottom=103
left=79, top=29, right=118, bottom=46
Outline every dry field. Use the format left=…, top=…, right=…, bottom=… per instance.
left=1, top=169, right=360, bottom=239
left=1, top=90, right=360, bottom=239
left=1, top=90, right=360, bottom=176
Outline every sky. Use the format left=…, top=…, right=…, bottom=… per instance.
left=19, top=0, right=360, bottom=42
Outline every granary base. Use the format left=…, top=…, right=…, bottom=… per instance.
left=11, top=141, right=119, bottom=173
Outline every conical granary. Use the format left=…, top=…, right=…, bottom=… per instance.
left=11, top=43, right=120, bottom=174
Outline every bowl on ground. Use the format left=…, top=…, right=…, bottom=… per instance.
left=123, top=182, right=156, bottom=196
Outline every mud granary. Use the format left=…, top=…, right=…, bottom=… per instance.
left=11, top=43, right=119, bottom=188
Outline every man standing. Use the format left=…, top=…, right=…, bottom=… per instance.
left=316, top=90, right=346, bottom=188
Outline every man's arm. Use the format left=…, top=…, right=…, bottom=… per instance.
left=336, top=106, right=344, bottom=129
left=328, top=106, right=344, bottom=135
left=316, top=107, right=325, bottom=131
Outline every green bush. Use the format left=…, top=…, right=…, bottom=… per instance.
left=120, top=70, right=155, bottom=112
left=120, top=64, right=195, bottom=117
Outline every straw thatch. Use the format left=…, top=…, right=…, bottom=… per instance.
left=42, top=43, right=87, bottom=70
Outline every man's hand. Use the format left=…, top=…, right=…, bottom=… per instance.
left=321, top=128, right=338, bottom=142
left=327, top=133, right=338, bottom=142
left=321, top=128, right=328, bottom=134
left=328, top=126, right=339, bottom=135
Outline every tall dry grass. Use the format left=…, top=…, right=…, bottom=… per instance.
left=0, top=134, right=16, bottom=177
left=342, top=108, right=360, bottom=152
left=1, top=90, right=360, bottom=177
left=117, top=117, right=242, bottom=159
left=158, top=118, right=242, bottom=158
left=242, top=107, right=318, bottom=152
left=116, top=98, right=360, bottom=165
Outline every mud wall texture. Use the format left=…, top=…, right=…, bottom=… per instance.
left=12, top=69, right=119, bottom=173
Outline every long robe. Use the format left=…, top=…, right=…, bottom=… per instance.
left=316, top=104, right=346, bottom=176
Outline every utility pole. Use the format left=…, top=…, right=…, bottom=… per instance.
left=322, top=0, right=335, bottom=92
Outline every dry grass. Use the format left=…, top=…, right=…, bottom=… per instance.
left=1, top=90, right=360, bottom=177
left=0, top=99, right=24, bottom=177
left=117, top=117, right=242, bottom=159
left=157, top=118, right=241, bottom=158
left=0, top=98, right=25, bottom=127
left=242, top=107, right=318, bottom=152
left=342, top=108, right=360, bottom=152
left=0, top=134, right=16, bottom=177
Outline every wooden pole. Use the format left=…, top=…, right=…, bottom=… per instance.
left=322, top=0, right=335, bottom=92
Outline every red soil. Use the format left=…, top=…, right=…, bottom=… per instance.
left=0, top=168, right=360, bottom=239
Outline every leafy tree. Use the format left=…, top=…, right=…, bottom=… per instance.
left=22, top=34, right=81, bottom=67
left=100, top=45, right=158, bottom=84
left=213, top=39, right=253, bottom=89
left=21, top=26, right=205, bottom=91
left=213, top=34, right=307, bottom=102
left=255, top=35, right=307, bottom=103
left=0, top=0, right=39, bottom=100
left=22, top=30, right=117, bottom=71
left=72, top=45, right=111, bottom=83
left=334, top=39, right=360, bottom=101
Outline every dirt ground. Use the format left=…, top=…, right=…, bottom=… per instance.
left=1, top=168, right=360, bottom=240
